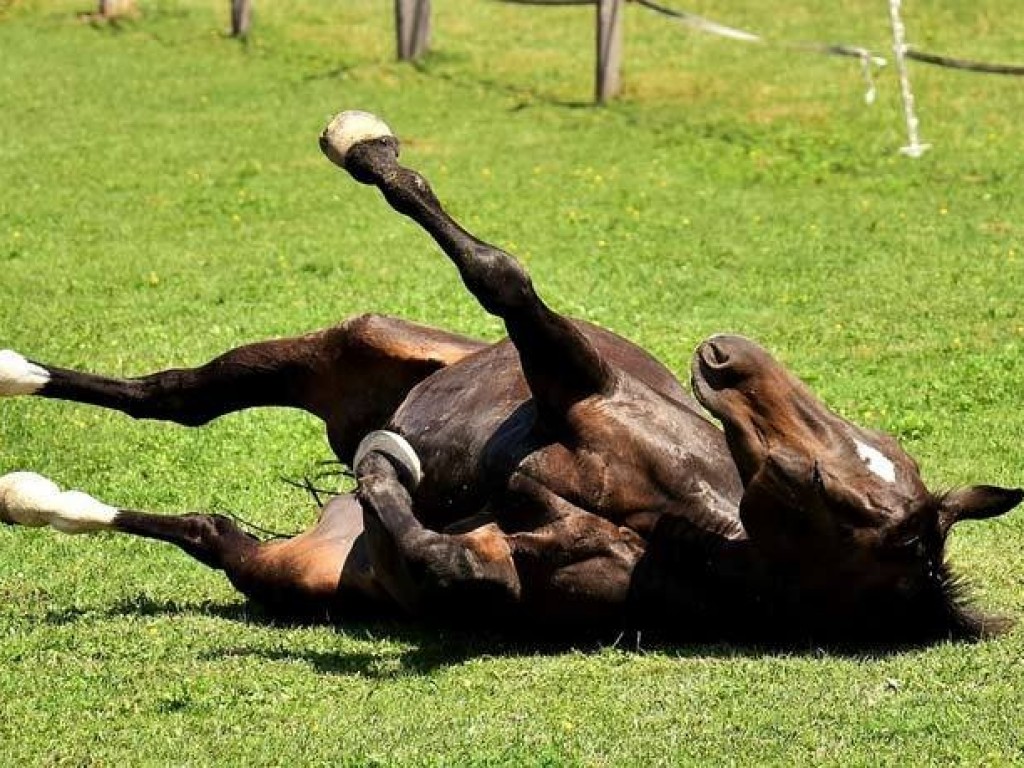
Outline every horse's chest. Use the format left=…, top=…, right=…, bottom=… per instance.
left=387, top=345, right=739, bottom=534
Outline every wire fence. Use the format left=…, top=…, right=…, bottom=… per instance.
left=62, top=0, right=1024, bottom=155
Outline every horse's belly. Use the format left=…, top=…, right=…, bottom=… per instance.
left=384, top=323, right=740, bottom=534
left=386, top=341, right=533, bottom=527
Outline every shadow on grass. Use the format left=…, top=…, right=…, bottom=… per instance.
left=42, top=592, right=925, bottom=677
left=409, top=59, right=597, bottom=111
left=302, top=50, right=595, bottom=111
left=44, top=593, right=254, bottom=626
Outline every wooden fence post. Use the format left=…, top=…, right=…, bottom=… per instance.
left=231, top=0, right=252, bottom=38
left=97, top=0, right=132, bottom=17
left=595, top=0, right=623, bottom=103
left=395, top=0, right=431, bottom=61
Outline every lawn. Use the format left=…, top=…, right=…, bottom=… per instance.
left=1, top=0, right=1023, bottom=763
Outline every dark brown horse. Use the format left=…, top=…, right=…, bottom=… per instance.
left=1, top=111, right=1019, bottom=644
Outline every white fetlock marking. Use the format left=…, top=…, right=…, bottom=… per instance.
left=0, top=471, right=117, bottom=533
left=353, top=430, right=423, bottom=488
left=0, top=350, right=49, bottom=396
left=321, top=110, right=393, bottom=166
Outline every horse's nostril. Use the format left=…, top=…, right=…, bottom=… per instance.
left=710, top=342, right=728, bottom=364
left=702, top=341, right=730, bottom=369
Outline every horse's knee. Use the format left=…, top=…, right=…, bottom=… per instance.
left=392, top=528, right=521, bottom=621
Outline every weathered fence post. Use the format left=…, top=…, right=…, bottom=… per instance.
left=231, top=0, right=252, bottom=38
left=595, top=0, right=623, bottom=103
left=395, top=0, right=431, bottom=61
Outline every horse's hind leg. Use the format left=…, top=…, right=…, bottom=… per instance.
left=322, top=113, right=615, bottom=423
left=0, top=470, right=258, bottom=569
left=0, top=471, right=385, bottom=619
left=1, top=314, right=484, bottom=461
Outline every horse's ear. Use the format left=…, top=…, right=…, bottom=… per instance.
left=939, top=485, right=1023, bottom=537
left=738, top=450, right=812, bottom=546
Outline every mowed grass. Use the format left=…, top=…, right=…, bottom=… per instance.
left=1, top=0, right=1023, bottom=763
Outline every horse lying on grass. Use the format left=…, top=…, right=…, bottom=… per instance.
left=1, top=111, right=1020, bottom=645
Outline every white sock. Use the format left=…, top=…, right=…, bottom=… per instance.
left=0, top=350, right=49, bottom=396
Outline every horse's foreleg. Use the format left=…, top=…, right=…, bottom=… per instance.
left=321, top=112, right=615, bottom=422
left=355, top=448, right=521, bottom=621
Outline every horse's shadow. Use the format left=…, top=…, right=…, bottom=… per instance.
left=44, top=593, right=920, bottom=677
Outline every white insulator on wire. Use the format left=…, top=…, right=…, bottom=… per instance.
left=887, top=0, right=930, bottom=157
left=859, top=49, right=883, bottom=104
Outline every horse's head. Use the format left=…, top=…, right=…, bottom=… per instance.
left=690, top=333, right=1022, bottom=640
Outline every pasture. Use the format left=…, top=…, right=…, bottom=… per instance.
left=1, top=0, right=1023, bottom=763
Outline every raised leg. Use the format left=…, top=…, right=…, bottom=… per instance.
left=1, top=314, right=484, bottom=461
left=321, top=112, right=616, bottom=423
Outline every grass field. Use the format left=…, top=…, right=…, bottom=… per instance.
left=2, top=0, right=1023, bottom=763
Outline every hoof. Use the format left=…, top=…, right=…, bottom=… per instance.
left=0, top=350, right=49, bottom=396
left=319, top=111, right=394, bottom=168
left=354, top=430, right=423, bottom=489
left=0, top=471, right=116, bottom=533
left=0, top=471, right=60, bottom=527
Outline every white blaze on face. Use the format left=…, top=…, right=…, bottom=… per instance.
left=854, top=439, right=897, bottom=483
left=321, top=110, right=394, bottom=167
left=0, top=350, right=50, bottom=396
left=0, top=471, right=117, bottom=534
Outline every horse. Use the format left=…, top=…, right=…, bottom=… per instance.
left=1, top=111, right=1019, bottom=644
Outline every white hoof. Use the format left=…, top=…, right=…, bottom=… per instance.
left=321, top=110, right=394, bottom=167
left=353, top=430, right=423, bottom=489
left=0, top=472, right=60, bottom=527
left=0, top=471, right=117, bottom=533
left=0, top=350, right=49, bottom=396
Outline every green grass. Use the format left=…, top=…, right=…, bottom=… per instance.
left=2, top=0, right=1023, bottom=763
